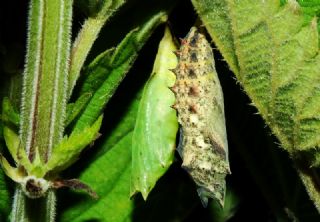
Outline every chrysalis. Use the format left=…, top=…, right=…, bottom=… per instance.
left=170, top=27, right=230, bottom=207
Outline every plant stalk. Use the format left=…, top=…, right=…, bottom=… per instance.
left=12, top=0, right=73, bottom=221
left=67, top=0, right=126, bottom=98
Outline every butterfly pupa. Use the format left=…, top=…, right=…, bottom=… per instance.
left=171, top=27, right=230, bottom=207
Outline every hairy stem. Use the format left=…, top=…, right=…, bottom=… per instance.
left=13, top=0, right=73, bottom=221
left=297, top=165, right=320, bottom=212
left=20, top=0, right=72, bottom=162
left=68, top=0, right=126, bottom=98
left=12, top=188, right=56, bottom=222
left=11, top=188, right=26, bottom=222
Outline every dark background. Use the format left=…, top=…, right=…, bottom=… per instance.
left=1, top=1, right=319, bottom=221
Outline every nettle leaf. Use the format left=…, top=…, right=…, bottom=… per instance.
left=2, top=123, right=19, bottom=165
left=66, top=92, right=92, bottom=126
left=44, top=115, right=103, bottom=176
left=68, top=0, right=127, bottom=95
left=59, top=71, right=143, bottom=220
left=2, top=98, right=20, bottom=163
left=0, top=55, right=21, bottom=222
left=0, top=154, right=22, bottom=183
left=72, top=11, right=168, bottom=133
left=59, top=89, right=198, bottom=222
left=2, top=98, right=19, bottom=127
left=0, top=167, right=10, bottom=222
left=0, top=105, right=11, bottom=221
left=192, top=0, right=320, bottom=210
left=60, top=132, right=133, bottom=222
left=131, top=27, right=178, bottom=199
left=1, top=114, right=102, bottom=179
left=78, top=48, right=115, bottom=97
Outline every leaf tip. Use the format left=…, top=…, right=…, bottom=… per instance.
left=311, top=17, right=318, bottom=30
left=287, top=0, right=301, bottom=14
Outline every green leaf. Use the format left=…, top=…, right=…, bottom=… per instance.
left=192, top=0, right=320, bottom=211
left=131, top=27, right=178, bottom=199
left=66, top=47, right=115, bottom=128
left=2, top=98, right=20, bottom=164
left=191, top=0, right=240, bottom=74
left=60, top=122, right=198, bottom=222
left=0, top=154, right=22, bottom=183
left=60, top=132, right=134, bottom=222
left=59, top=69, right=144, bottom=220
left=11, top=111, right=102, bottom=178
left=2, top=124, right=20, bottom=164
left=2, top=97, right=19, bottom=127
left=72, top=11, right=168, bottom=133
left=59, top=51, right=197, bottom=222
left=78, top=48, right=115, bottom=97
left=14, top=114, right=102, bottom=181
left=44, top=115, right=103, bottom=176
left=2, top=97, right=21, bottom=164
left=65, top=92, right=92, bottom=126
left=68, top=0, right=127, bottom=96
left=0, top=168, right=10, bottom=222
left=192, top=0, right=320, bottom=152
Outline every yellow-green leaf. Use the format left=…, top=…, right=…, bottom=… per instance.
left=44, top=115, right=103, bottom=176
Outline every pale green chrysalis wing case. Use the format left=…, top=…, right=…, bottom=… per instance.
left=171, top=27, right=230, bottom=207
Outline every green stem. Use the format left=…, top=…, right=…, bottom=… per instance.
left=24, top=191, right=56, bottom=222
left=296, top=165, right=320, bottom=213
left=11, top=188, right=26, bottom=222
left=12, top=188, right=56, bottom=222
left=68, top=17, right=105, bottom=98
left=67, top=0, right=126, bottom=98
left=20, top=0, right=72, bottom=162
left=13, top=0, right=73, bottom=220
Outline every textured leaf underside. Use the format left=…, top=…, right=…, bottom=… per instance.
left=192, top=0, right=320, bottom=210
left=193, top=0, right=320, bottom=155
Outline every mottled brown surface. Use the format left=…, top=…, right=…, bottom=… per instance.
left=172, top=27, right=230, bottom=207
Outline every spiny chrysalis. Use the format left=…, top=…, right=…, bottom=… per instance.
left=170, top=27, right=230, bottom=207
